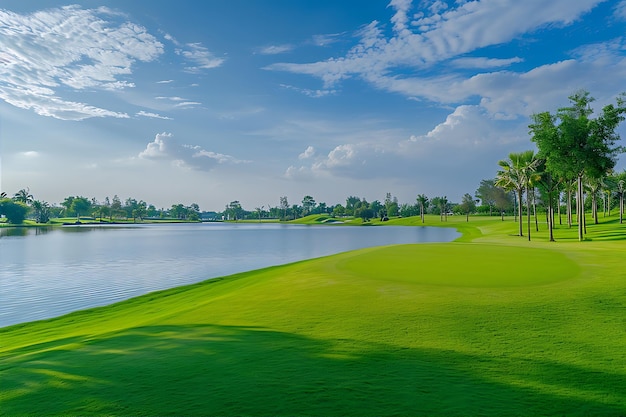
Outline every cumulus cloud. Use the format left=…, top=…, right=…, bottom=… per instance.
left=284, top=104, right=528, bottom=198
left=0, top=5, right=163, bottom=120
left=299, top=146, right=316, bottom=159
left=138, top=132, right=246, bottom=171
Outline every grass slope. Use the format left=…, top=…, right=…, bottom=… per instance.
left=1, top=215, right=625, bottom=416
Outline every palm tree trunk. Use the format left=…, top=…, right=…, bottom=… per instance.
left=526, top=185, right=531, bottom=241
left=567, top=188, right=572, bottom=228
left=517, top=189, right=524, bottom=237
left=577, top=175, right=584, bottom=242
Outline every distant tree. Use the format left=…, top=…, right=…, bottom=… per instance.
left=332, top=204, right=345, bottom=217
left=31, top=200, right=51, bottom=223
left=225, top=201, right=242, bottom=221
left=416, top=194, right=429, bottom=223
left=279, top=196, right=289, bottom=220
left=71, top=197, right=92, bottom=221
left=356, top=206, right=374, bottom=222
left=302, top=195, right=316, bottom=216
left=111, top=195, right=122, bottom=220
left=459, top=193, right=477, bottom=222
left=475, top=179, right=501, bottom=216
left=345, top=196, right=360, bottom=216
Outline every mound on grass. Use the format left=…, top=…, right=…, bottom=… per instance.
left=1, top=216, right=625, bottom=416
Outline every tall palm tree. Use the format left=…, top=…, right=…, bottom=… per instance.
left=496, top=150, right=539, bottom=239
left=416, top=194, right=428, bottom=223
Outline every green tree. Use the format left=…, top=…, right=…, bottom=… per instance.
left=459, top=193, right=477, bottom=222
left=332, top=204, right=345, bottom=217
left=530, top=90, right=626, bottom=241
left=302, top=195, right=316, bottom=216
left=225, top=201, right=242, bottom=221
left=31, top=200, right=51, bottom=223
left=0, top=198, right=29, bottom=224
left=111, top=195, right=122, bottom=221
left=345, top=196, right=360, bottom=217
left=475, top=179, right=501, bottom=216
left=355, top=206, right=374, bottom=222
left=71, top=197, right=92, bottom=221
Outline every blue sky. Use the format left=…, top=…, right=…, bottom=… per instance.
left=1, top=0, right=626, bottom=211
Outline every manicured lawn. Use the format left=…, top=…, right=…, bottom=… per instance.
left=1, top=214, right=625, bottom=416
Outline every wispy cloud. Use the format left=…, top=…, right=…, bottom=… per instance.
left=155, top=96, right=202, bottom=109
left=136, top=111, right=172, bottom=120
left=280, top=84, right=337, bottom=98
left=156, top=79, right=174, bottom=84
left=138, top=132, right=247, bottom=171
left=176, top=43, right=225, bottom=73
left=451, top=57, right=524, bottom=69
left=0, top=5, right=163, bottom=120
left=311, top=33, right=344, bottom=47
left=258, top=44, right=294, bottom=55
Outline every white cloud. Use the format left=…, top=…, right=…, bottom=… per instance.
left=155, top=96, right=202, bottom=109
left=138, top=132, right=247, bottom=171
left=136, top=111, right=172, bottom=120
left=176, top=43, right=225, bottom=73
left=267, top=0, right=605, bottom=115
left=298, top=146, right=316, bottom=160
left=0, top=5, right=163, bottom=120
left=615, top=0, right=626, bottom=20
left=311, top=33, right=344, bottom=47
left=280, top=84, right=337, bottom=98
left=283, top=105, right=529, bottom=200
left=258, top=44, right=294, bottom=55
left=156, top=80, right=174, bottom=84
left=451, top=57, right=524, bottom=69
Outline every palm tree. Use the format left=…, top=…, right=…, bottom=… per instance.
left=416, top=194, right=428, bottom=223
left=13, top=188, right=34, bottom=205
left=31, top=200, right=51, bottom=223
left=496, top=150, right=539, bottom=239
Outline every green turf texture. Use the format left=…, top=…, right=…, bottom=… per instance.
left=1, top=214, right=625, bottom=416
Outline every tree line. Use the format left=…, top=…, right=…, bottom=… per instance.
left=0, top=191, right=202, bottom=224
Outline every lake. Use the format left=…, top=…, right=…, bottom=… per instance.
left=0, top=223, right=459, bottom=327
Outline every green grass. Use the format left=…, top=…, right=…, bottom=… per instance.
left=1, top=215, right=625, bottom=416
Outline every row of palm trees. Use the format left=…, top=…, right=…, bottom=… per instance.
left=495, top=150, right=626, bottom=242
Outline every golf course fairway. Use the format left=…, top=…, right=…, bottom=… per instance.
left=1, top=215, right=625, bottom=416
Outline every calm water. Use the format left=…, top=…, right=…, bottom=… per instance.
left=0, top=223, right=459, bottom=327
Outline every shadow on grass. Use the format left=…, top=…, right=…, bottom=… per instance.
left=2, top=324, right=625, bottom=416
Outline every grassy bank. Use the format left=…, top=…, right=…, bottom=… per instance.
left=1, top=215, right=625, bottom=416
